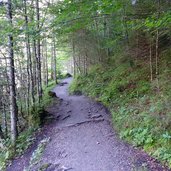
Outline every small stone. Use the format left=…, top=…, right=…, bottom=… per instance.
left=60, top=165, right=73, bottom=171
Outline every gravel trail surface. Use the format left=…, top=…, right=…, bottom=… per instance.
left=7, top=78, right=170, bottom=171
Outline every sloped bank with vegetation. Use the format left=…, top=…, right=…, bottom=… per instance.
left=0, top=81, right=57, bottom=170
left=69, top=50, right=171, bottom=168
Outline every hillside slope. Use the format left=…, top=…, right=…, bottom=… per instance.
left=70, top=51, right=171, bottom=168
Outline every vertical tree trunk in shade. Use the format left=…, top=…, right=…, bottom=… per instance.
left=34, top=39, right=40, bottom=102
left=53, top=37, right=57, bottom=84
left=149, top=41, right=153, bottom=82
left=51, top=41, right=54, bottom=80
left=36, top=0, right=42, bottom=101
left=122, top=4, right=129, bottom=47
left=33, top=40, right=37, bottom=95
left=0, top=125, right=4, bottom=139
left=45, top=39, right=48, bottom=86
left=155, top=31, right=159, bottom=77
left=78, top=54, right=81, bottom=73
left=94, top=19, right=101, bottom=63
left=7, top=0, right=18, bottom=146
left=156, top=0, right=160, bottom=91
left=24, top=0, right=35, bottom=106
left=3, top=104, right=8, bottom=138
left=42, top=39, right=46, bottom=85
left=103, top=16, right=109, bottom=58
left=72, top=40, right=76, bottom=76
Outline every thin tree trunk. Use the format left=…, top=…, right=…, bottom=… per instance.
left=36, top=0, right=42, bottom=101
left=7, top=0, right=18, bottom=146
left=34, top=39, right=40, bottom=102
left=33, top=40, right=37, bottom=96
left=155, top=30, right=159, bottom=77
left=149, top=41, right=153, bottom=82
left=72, top=40, right=76, bottom=76
left=0, top=125, right=4, bottom=139
left=155, top=29, right=160, bottom=91
left=156, top=0, right=160, bottom=91
left=3, top=104, right=8, bottom=138
left=42, top=39, right=46, bottom=85
left=51, top=41, right=54, bottom=80
left=24, top=0, right=35, bottom=106
left=45, top=39, right=48, bottom=86
left=53, top=37, right=57, bottom=84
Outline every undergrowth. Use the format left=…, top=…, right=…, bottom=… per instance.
left=0, top=81, right=56, bottom=171
left=69, top=52, right=171, bottom=168
left=24, top=137, right=50, bottom=171
left=29, top=81, right=57, bottom=126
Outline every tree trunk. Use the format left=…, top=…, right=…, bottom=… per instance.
left=7, top=0, right=18, bottom=146
left=0, top=125, right=4, bottom=139
left=149, top=41, right=153, bottom=82
left=24, top=0, right=35, bottom=106
left=51, top=42, right=54, bottom=80
left=36, top=0, right=42, bottom=101
left=72, top=40, right=76, bottom=76
left=3, top=104, right=8, bottom=138
left=53, top=37, right=57, bottom=84
left=45, top=39, right=48, bottom=86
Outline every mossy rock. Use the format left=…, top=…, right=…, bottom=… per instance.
left=65, top=73, right=72, bottom=77
left=48, top=91, right=57, bottom=98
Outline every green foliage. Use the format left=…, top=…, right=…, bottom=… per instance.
left=42, top=81, right=57, bottom=106
left=153, top=147, right=171, bottom=166
left=120, top=127, right=154, bottom=146
left=0, top=128, right=36, bottom=171
left=16, top=128, right=36, bottom=155
left=29, top=81, right=56, bottom=127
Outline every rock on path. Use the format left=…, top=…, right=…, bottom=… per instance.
left=7, top=78, right=170, bottom=171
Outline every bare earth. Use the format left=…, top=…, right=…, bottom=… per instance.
left=7, top=78, right=170, bottom=171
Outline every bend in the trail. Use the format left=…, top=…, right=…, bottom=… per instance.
left=7, top=78, right=170, bottom=171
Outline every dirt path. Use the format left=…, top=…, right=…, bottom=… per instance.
left=7, top=78, right=170, bottom=171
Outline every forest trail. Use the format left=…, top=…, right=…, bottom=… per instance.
left=7, top=78, right=169, bottom=171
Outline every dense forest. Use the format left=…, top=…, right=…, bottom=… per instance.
left=0, top=0, right=171, bottom=170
